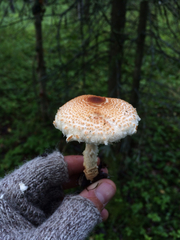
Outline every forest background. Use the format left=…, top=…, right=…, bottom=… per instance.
left=0, top=0, right=180, bottom=239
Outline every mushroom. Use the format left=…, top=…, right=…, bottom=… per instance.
left=53, top=95, right=141, bottom=182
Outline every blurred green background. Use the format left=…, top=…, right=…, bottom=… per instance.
left=0, top=0, right=180, bottom=239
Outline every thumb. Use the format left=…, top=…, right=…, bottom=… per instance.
left=79, top=179, right=116, bottom=221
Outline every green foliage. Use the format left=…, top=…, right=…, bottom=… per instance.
left=0, top=1, right=180, bottom=240
left=98, top=98, right=180, bottom=239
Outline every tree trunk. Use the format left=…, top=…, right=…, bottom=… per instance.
left=120, top=1, right=149, bottom=156
left=108, top=0, right=127, bottom=98
left=79, top=0, right=86, bottom=88
left=9, top=0, right=15, bottom=13
left=84, top=0, right=90, bottom=23
left=131, top=1, right=149, bottom=108
left=32, top=0, right=48, bottom=121
left=78, top=0, right=91, bottom=90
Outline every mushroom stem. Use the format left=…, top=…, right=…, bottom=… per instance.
left=83, top=143, right=99, bottom=182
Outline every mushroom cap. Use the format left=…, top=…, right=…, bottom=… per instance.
left=53, top=95, right=141, bottom=145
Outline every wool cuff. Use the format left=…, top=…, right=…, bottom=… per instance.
left=25, top=195, right=102, bottom=240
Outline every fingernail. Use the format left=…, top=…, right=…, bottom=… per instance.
left=94, top=182, right=115, bottom=205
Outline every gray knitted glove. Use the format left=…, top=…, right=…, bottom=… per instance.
left=0, top=151, right=101, bottom=240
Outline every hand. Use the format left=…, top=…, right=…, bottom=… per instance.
left=0, top=151, right=116, bottom=239
left=64, top=155, right=116, bottom=221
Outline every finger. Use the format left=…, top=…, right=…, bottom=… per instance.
left=64, top=155, right=100, bottom=176
left=64, top=155, right=84, bottom=176
left=101, top=208, right=109, bottom=221
left=62, top=166, right=109, bottom=190
left=100, top=168, right=108, bottom=174
left=79, top=179, right=116, bottom=212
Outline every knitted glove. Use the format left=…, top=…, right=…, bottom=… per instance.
left=0, top=151, right=101, bottom=240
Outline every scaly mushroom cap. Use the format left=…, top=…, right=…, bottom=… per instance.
left=53, top=95, right=141, bottom=145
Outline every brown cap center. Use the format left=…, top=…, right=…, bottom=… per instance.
left=86, top=96, right=106, bottom=106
